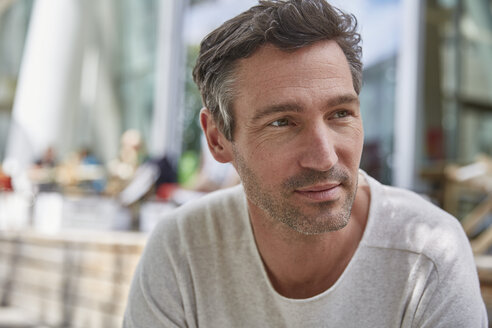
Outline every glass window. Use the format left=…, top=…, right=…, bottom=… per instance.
left=427, top=0, right=492, bottom=164
left=0, top=0, right=33, bottom=161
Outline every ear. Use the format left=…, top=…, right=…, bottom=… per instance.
left=200, top=108, right=233, bottom=163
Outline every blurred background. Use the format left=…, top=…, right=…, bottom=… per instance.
left=0, top=0, right=491, bottom=327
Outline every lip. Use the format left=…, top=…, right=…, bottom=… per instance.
left=294, top=183, right=341, bottom=201
left=296, top=183, right=340, bottom=192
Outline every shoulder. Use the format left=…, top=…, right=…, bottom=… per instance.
left=363, top=180, right=487, bottom=326
left=133, top=185, right=249, bottom=302
left=364, top=175, right=472, bottom=269
left=149, top=184, right=248, bottom=252
left=124, top=188, right=249, bottom=328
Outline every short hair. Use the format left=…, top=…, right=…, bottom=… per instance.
left=193, top=0, right=362, bottom=141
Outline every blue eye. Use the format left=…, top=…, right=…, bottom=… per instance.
left=270, top=118, right=290, bottom=127
left=334, top=110, right=349, bottom=118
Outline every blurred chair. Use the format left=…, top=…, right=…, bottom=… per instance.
left=444, top=154, right=492, bottom=254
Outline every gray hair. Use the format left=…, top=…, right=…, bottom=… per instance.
left=193, top=0, right=362, bottom=141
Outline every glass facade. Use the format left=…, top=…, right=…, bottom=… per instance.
left=114, top=0, right=158, bottom=151
left=0, top=0, right=159, bottom=167
left=424, top=0, right=492, bottom=165
left=1, top=0, right=489, bottom=191
left=359, top=57, right=398, bottom=184
left=0, top=0, right=33, bottom=160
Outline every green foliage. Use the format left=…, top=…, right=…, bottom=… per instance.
left=182, top=44, right=203, bottom=157
left=179, top=44, right=203, bottom=184
left=178, top=150, right=199, bottom=186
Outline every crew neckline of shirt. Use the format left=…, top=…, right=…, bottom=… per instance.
left=241, top=169, right=381, bottom=303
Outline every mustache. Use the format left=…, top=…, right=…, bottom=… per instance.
left=282, top=166, right=349, bottom=190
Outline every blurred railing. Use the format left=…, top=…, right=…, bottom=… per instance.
left=0, top=230, right=146, bottom=328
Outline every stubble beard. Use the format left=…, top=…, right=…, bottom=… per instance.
left=232, top=146, right=358, bottom=235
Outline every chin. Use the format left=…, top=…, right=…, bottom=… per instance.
left=281, top=210, right=352, bottom=235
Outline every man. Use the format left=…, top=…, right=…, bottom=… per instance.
left=124, top=0, right=487, bottom=327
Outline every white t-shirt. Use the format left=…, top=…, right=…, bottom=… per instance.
left=124, top=173, right=487, bottom=327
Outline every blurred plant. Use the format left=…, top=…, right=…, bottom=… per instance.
left=180, top=44, right=203, bottom=181
left=178, top=150, right=199, bottom=186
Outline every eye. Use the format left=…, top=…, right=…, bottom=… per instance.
left=333, top=110, right=350, bottom=119
left=269, top=118, right=291, bottom=127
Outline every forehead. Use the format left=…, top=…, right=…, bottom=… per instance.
left=233, top=40, right=355, bottom=112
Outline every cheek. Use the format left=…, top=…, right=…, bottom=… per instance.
left=244, top=146, right=293, bottom=183
left=334, top=125, right=364, bottom=163
left=247, top=135, right=293, bottom=164
left=346, top=129, right=364, bottom=164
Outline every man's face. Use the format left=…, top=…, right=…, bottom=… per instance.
left=229, top=40, right=364, bottom=235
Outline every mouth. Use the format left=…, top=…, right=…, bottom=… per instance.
left=294, top=183, right=342, bottom=202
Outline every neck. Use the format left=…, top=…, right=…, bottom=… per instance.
left=249, top=174, right=370, bottom=299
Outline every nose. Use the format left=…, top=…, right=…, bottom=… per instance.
left=298, top=124, right=338, bottom=172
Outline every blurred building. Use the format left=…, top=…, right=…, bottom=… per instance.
left=0, top=0, right=489, bottom=194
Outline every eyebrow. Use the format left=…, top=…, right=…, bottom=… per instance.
left=326, top=94, right=360, bottom=108
left=251, top=103, right=302, bottom=123
left=251, top=93, right=359, bottom=123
